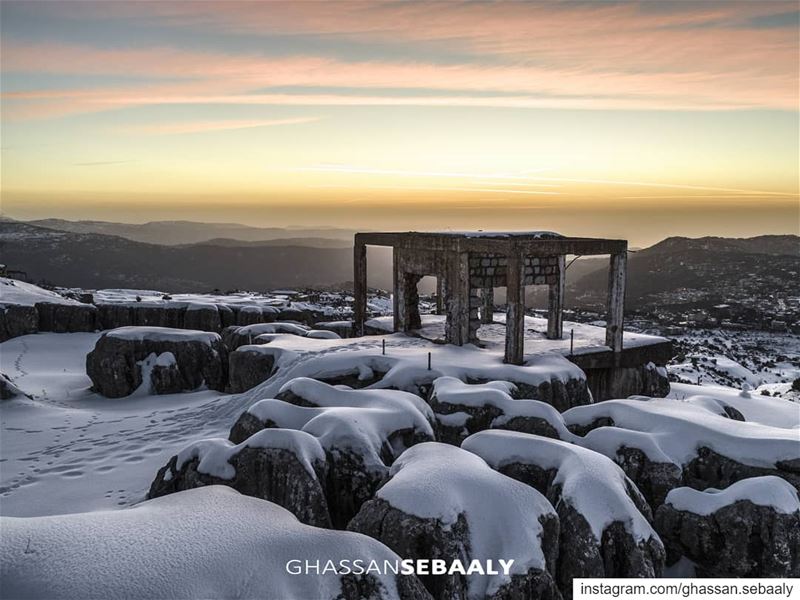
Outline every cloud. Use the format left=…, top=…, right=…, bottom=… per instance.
left=73, top=159, right=136, bottom=166
left=118, top=117, right=321, bottom=135
left=1, top=2, right=797, bottom=119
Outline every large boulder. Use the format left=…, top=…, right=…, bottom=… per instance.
left=236, top=305, right=279, bottom=325
left=228, top=378, right=435, bottom=527
left=655, top=476, right=800, bottom=577
left=2, top=486, right=432, bottom=600
left=0, top=304, right=38, bottom=341
left=148, top=429, right=332, bottom=527
left=96, top=303, right=134, bottom=330
left=86, top=327, right=227, bottom=398
left=227, top=345, right=287, bottom=393
left=35, top=301, right=97, bottom=333
left=463, top=430, right=663, bottom=598
left=348, top=443, right=560, bottom=600
left=182, top=303, right=221, bottom=332
left=428, top=376, right=574, bottom=445
left=131, top=303, right=185, bottom=328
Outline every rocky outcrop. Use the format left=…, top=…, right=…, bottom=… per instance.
left=149, top=429, right=332, bottom=528
left=0, top=373, right=29, bottom=400
left=463, top=431, right=663, bottom=598
left=0, top=304, right=38, bottom=341
left=348, top=443, right=561, bottom=600
left=229, top=379, right=435, bottom=528
left=222, top=322, right=311, bottom=350
left=468, top=375, right=590, bottom=413
left=428, top=377, right=573, bottom=445
left=563, top=398, right=800, bottom=496
left=86, top=327, right=227, bottom=397
left=35, top=302, right=97, bottom=333
left=579, top=428, right=683, bottom=511
left=228, top=346, right=282, bottom=393
left=183, top=304, right=221, bottom=332
left=655, top=477, right=800, bottom=577
left=683, top=447, right=800, bottom=493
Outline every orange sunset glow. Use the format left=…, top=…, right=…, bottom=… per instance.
left=1, top=1, right=798, bottom=246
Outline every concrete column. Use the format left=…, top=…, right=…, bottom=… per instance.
left=444, top=252, right=470, bottom=345
left=392, top=251, right=402, bottom=332
left=480, top=287, right=494, bottom=324
left=605, top=251, right=627, bottom=353
left=504, top=252, right=525, bottom=365
left=353, top=242, right=367, bottom=336
left=546, top=255, right=565, bottom=340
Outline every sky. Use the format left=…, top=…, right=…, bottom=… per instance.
left=1, top=1, right=798, bottom=246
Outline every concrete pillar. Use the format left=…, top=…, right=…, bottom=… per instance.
left=444, top=252, right=471, bottom=345
left=480, top=287, right=494, bottom=324
left=353, top=242, right=367, bottom=336
left=546, top=255, right=565, bottom=340
left=392, top=251, right=402, bottom=332
left=605, top=251, right=627, bottom=353
left=504, top=252, right=525, bottom=365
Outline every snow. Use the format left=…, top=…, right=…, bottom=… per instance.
left=431, top=377, right=576, bottom=439
left=243, top=378, right=434, bottom=471
left=0, top=277, right=79, bottom=307
left=665, top=476, right=800, bottom=516
left=377, top=442, right=556, bottom=598
left=106, top=326, right=220, bottom=346
left=0, top=332, right=238, bottom=517
left=238, top=333, right=586, bottom=406
left=668, top=383, right=800, bottom=429
left=563, top=398, right=800, bottom=469
left=367, top=313, right=665, bottom=356
left=0, top=486, right=407, bottom=600
left=462, top=430, right=656, bottom=542
left=231, top=321, right=310, bottom=337
left=175, top=428, right=326, bottom=479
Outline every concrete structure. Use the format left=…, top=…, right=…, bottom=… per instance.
left=353, top=231, right=628, bottom=365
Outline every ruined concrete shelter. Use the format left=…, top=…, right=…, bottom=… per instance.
left=352, top=231, right=628, bottom=365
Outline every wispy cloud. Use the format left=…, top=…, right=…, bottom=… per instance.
left=73, top=159, right=136, bottom=166
left=118, top=117, right=321, bottom=135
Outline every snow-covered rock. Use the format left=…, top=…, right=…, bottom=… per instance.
left=655, top=477, right=800, bottom=577
left=463, top=430, right=664, bottom=596
left=348, top=443, right=560, bottom=600
left=86, top=327, right=227, bottom=397
left=1, top=486, right=432, bottom=600
left=578, top=427, right=682, bottom=511
left=35, top=301, right=97, bottom=333
left=229, top=378, right=435, bottom=527
left=0, top=373, right=29, bottom=400
left=0, top=304, right=38, bottom=341
left=428, top=377, right=574, bottom=444
left=148, top=429, right=331, bottom=527
left=222, top=322, right=311, bottom=350
left=182, top=303, right=221, bottom=332
left=563, top=397, right=800, bottom=493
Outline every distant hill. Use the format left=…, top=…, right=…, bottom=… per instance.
left=21, top=218, right=358, bottom=246
left=0, top=221, right=392, bottom=292
left=569, top=235, right=799, bottom=309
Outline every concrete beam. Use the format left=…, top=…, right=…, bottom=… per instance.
left=504, top=252, right=525, bottom=365
left=605, top=251, right=627, bottom=353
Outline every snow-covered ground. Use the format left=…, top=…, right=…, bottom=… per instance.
left=667, top=328, right=800, bottom=399
left=367, top=313, right=666, bottom=355
left=0, top=332, right=245, bottom=516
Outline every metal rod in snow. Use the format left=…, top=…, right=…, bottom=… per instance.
left=570, top=329, right=574, bottom=356
left=427, top=352, right=431, bottom=371
left=382, top=339, right=386, bottom=355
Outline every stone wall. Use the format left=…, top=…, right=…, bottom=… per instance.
left=467, top=253, right=560, bottom=288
